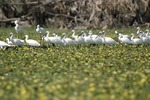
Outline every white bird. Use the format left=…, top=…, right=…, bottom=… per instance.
left=61, top=33, right=78, bottom=46
left=25, top=35, right=40, bottom=46
left=42, top=31, right=53, bottom=47
left=0, top=41, right=11, bottom=49
left=138, top=32, right=150, bottom=45
left=115, top=31, right=131, bottom=40
left=131, top=33, right=143, bottom=45
left=136, top=27, right=140, bottom=35
left=36, top=25, right=46, bottom=36
left=5, top=37, right=24, bottom=44
left=5, top=38, right=13, bottom=45
left=9, top=33, right=24, bottom=48
left=14, top=20, right=24, bottom=39
left=145, top=29, right=150, bottom=39
left=36, top=25, right=46, bottom=44
left=46, top=31, right=66, bottom=47
left=94, top=31, right=103, bottom=45
left=79, top=31, right=96, bottom=45
left=102, top=31, right=119, bottom=45
left=88, top=30, right=98, bottom=38
left=68, top=30, right=78, bottom=40
left=118, top=34, right=133, bottom=45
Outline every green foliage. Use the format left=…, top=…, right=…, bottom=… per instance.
left=0, top=27, right=150, bottom=100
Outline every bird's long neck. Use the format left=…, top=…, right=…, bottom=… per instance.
left=10, top=35, right=13, bottom=41
left=72, top=32, right=75, bottom=37
left=7, top=39, right=10, bottom=43
left=131, top=35, right=134, bottom=40
left=61, top=35, right=66, bottom=40
left=46, top=33, right=49, bottom=37
left=25, top=36, right=28, bottom=41
left=137, top=29, right=140, bottom=35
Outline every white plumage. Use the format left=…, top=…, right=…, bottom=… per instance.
left=0, top=41, right=11, bottom=48
left=9, top=33, right=24, bottom=47
left=79, top=31, right=96, bottom=45
left=14, top=20, right=24, bottom=39
left=25, top=35, right=40, bottom=46
left=46, top=31, right=66, bottom=47
left=36, top=25, right=46, bottom=36
left=62, top=33, right=78, bottom=46
left=102, top=31, right=119, bottom=45
left=94, top=31, right=103, bottom=45
left=115, top=31, right=131, bottom=40
left=118, top=34, right=133, bottom=45
left=131, top=33, right=143, bottom=45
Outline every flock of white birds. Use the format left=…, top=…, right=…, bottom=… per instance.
left=0, top=20, right=150, bottom=50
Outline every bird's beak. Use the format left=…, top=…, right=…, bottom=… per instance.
left=67, top=32, right=72, bottom=37
left=78, top=32, right=82, bottom=38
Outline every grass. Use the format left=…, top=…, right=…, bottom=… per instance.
left=0, top=26, right=150, bottom=100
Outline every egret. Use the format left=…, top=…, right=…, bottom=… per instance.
left=9, top=33, right=24, bottom=49
left=118, top=34, right=133, bottom=45
left=61, top=33, right=78, bottom=46
left=130, top=33, right=143, bottom=45
left=14, top=20, right=24, bottom=39
left=102, top=31, right=119, bottom=45
left=25, top=35, right=40, bottom=46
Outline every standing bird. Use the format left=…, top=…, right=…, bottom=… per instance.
left=25, top=35, right=40, bottom=46
left=68, top=30, right=78, bottom=40
left=102, top=31, right=119, bottom=45
left=14, top=20, right=24, bottom=39
left=9, top=33, right=24, bottom=49
left=61, top=33, right=78, bottom=46
left=36, top=25, right=46, bottom=44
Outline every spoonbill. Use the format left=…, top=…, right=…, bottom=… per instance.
left=118, top=34, right=133, bottom=45
left=46, top=31, right=66, bottom=47
left=68, top=30, right=78, bottom=40
left=36, top=25, right=46, bottom=44
left=5, top=38, right=13, bottom=45
left=9, top=33, right=24, bottom=49
left=130, top=33, right=143, bottom=45
left=78, top=31, right=96, bottom=46
left=115, top=31, right=131, bottom=40
left=102, top=31, right=119, bottom=45
left=94, top=31, right=103, bottom=45
left=61, top=33, right=78, bottom=46
left=25, top=35, right=40, bottom=46
left=0, top=40, right=11, bottom=49
left=138, top=32, right=150, bottom=45
left=14, top=20, right=24, bottom=39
